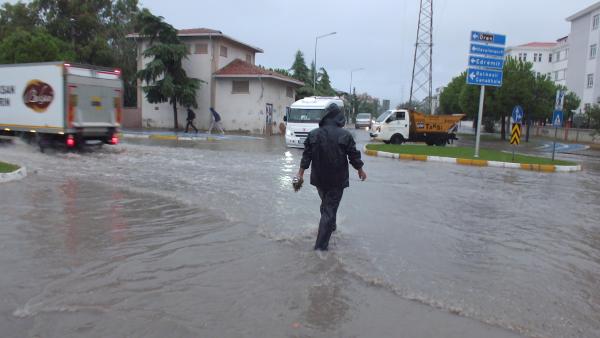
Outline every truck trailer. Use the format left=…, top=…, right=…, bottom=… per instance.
left=0, top=61, right=122, bottom=150
left=370, top=109, right=464, bottom=146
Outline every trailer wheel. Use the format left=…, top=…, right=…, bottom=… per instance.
left=390, top=134, right=405, bottom=145
left=383, top=140, right=390, bottom=144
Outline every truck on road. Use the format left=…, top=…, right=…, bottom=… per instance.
left=370, top=109, right=464, bottom=146
left=0, top=61, right=122, bottom=150
left=284, top=96, right=344, bottom=148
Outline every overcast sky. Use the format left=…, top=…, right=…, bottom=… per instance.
left=7, top=0, right=594, bottom=105
left=136, top=0, right=595, bottom=106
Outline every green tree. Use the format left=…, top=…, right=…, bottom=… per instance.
left=269, top=68, right=292, bottom=77
left=586, top=104, right=600, bottom=133
left=317, top=67, right=336, bottom=96
left=290, top=50, right=313, bottom=99
left=0, top=28, right=75, bottom=63
left=439, top=72, right=466, bottom=114
left=0, top=1, right=41, bottom=40
left=135, top=9, right=201, bottom=130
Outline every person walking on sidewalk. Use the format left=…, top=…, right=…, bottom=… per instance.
left=295, top=103, right=367, bottom=251
left=185, top=107, right=198, bottom=133
left=208, top=107, right=225, bottom=134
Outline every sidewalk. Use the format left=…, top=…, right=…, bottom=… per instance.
left=120, top=129, right=264, bottom=142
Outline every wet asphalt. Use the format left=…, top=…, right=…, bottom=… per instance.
left=0, top=130, right=599, bottom=338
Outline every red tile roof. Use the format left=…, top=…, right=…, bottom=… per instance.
left=518, top=42, right=557, bottom=48
left=214, top=59, right=303, bottom=86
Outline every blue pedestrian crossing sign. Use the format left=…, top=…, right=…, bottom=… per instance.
left=552, top=110, right=564, bottom=127
left=512, top=105, right=523, bottom=124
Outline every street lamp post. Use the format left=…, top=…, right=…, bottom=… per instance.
left=349, top=68, right=364, bottom=122
left=314, top=32, right=337, bottom=91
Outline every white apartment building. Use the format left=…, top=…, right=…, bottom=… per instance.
left=129, top=28, right=302, bottom=134
left=505, top=39, right=568, bottom=87
left=566, top=2, right=600, bottom=111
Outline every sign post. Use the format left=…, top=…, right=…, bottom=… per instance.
left=551, top=110, right=564, bottom=161
left=467, top=31, right=506, bottom=157
left=510, top=105, right=523, bottom=161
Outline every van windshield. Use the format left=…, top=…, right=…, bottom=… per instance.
left=376, top=111, right=392, bottom=123
left=288, top=108, right=326, bottom=123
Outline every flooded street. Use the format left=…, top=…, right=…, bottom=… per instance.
left=1, top=131, right=600, bottom=338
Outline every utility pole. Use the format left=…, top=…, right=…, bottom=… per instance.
left=409, top=0, right=433, bottom=113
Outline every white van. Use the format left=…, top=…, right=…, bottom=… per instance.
left=284, top=96, right=344, bottom=148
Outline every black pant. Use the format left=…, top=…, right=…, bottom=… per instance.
left=185, top=120, right=198, bottom=133
left=315, top=188, right=344, bottom=250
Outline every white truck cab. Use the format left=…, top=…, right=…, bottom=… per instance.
left=285, top=96, right=344, bottom=148
left=371, top=109, right=410, bottom=143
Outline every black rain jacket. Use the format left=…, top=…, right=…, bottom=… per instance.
left=300, top=105, right=364, bottom=189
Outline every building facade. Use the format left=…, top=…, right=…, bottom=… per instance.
left=505, top=40, right=568, bottom=86
left=566, top=2, right=600, bottom=111
left=129, top=28, right=302, bottom=134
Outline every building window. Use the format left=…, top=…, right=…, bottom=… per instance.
left=585, top=103, right=591, bottom=112
left=220, top=45, right=228, bottom=57
left=591, top=44, right=597, bottom=59
left=533, top=53, right=537, bottom=62
left=245, top=54, right=252, bottom=63
left=594, top=14, right=600, bottom=30
left=232, top=80, right=249, bottom=93
left=194, top=43, right=208, bottom=54
left=518, top=53, right=522, bottom=61
left=286, top=86, right=294, bottom=98
left=547, top=72, right=551, bottom=79
left=523, top=53, right=527, bottom=61
left=549, top=53, right=553, bottom=63
left=587, top=74, right=594, bottom=88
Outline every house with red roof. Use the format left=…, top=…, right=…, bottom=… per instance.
left=505, top=37, right=569, bottom=88
left=129, top=28, right=302, bottom=134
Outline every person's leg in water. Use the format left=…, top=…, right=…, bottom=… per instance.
left=314, top=188, right=343, bottom=250
left=208, top=119, right=215, bottom=134
left=191, top=121, right=198, bottom=133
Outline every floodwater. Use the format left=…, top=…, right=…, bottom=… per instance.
left=1, top=131, right=599, bottom=338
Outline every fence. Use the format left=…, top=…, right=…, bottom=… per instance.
left=533, top=125, right=600, bottom=144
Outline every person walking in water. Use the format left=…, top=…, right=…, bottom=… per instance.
left=208, top=107, right=225, bottom=134
left=185, top=107, right=198, bottom=133
left=295, top=103, right=366, bottom=251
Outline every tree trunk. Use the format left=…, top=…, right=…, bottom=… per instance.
left=500, top=114, right=506, bottom=140
left=172, top=100, right=178, bottom=130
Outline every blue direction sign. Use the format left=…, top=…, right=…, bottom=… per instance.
left=469, top=56, right=504, bottom=70
left=470, top=43, right=505, bottom=58
left=512, top=105, right=523, bottom=123
left=467, top=68, right=503, bottom=87
left=552, top=110, right=564, bottom=127
left=471, top=31, right=506, bottom=45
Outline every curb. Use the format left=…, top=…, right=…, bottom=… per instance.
left=363, top=146, right=582, bottom=173
left=0, top=166, right=27, bottom=183
left=120, top=133, right=218, bottom=142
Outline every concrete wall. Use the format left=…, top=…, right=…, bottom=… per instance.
left=214, top=78, right=296, bottom=134
left=136, top=36, right=257, bottom=129
left=122, top=107, right=141, bottom=129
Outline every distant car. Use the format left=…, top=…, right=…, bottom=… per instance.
left=355, top=113, right=373, bottom=129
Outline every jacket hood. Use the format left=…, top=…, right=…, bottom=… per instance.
left=319, top=103, right=346, bottom=127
